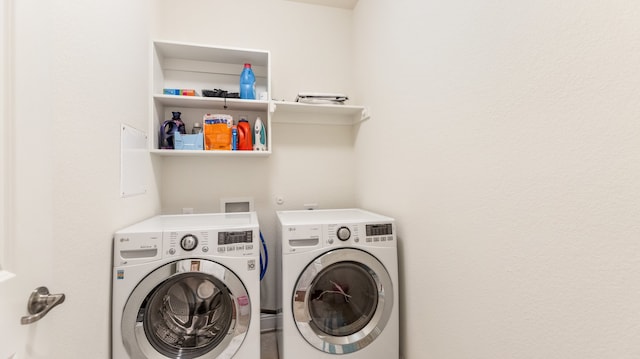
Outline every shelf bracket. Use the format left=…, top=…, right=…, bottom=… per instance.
left=360, top=107, right=371, bottom=122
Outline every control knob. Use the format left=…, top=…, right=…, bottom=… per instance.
left=181, top=234, right=198, bottom=251
left=336, top=227, right=351, bottom=241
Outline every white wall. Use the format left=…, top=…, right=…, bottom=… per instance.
left=353, top=1, right=640, bottom=358
left=154, top=0, right=357, bottom=310
left=19, top=0, right=640, bottom=357
left=14, top=0, right=160, bottom=357
left=9, top=1, right=352, bottom=357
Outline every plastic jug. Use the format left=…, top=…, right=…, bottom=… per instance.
left=239, top=63, right=256, bottom=100
left=237, top=119, right=253, bottom=150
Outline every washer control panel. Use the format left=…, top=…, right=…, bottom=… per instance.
left=164, top=229, right=257, bottom=257
left=216, top=230, right=255, bottom=254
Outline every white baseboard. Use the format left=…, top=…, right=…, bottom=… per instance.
left=260, top=313, right=276, bottom=333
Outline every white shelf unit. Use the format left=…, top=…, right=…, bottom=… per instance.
left=271, top=101, right=369, bottom=125
left=151, top=40, right=271, bottom=156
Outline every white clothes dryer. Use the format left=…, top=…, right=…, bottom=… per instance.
left=112, top=213, right=260, bottom=359
left=276, top=209, right=399, bottom=359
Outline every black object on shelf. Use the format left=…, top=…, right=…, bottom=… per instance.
left=202, top=89, right=240, bottom=98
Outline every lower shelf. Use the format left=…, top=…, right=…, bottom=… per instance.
left=150, top=149, right=271, bottom=157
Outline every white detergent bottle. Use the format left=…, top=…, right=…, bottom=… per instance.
left=253, top=117, right=267, bottom=151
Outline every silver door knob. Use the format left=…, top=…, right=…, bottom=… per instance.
left=20, top=286, right=65, bottom=325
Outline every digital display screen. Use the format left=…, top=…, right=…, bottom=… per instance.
left=366, top=223, right=393, bottom=236
left=218, top=231, right=253, bottom=245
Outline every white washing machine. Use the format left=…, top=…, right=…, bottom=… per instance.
left=112, top=213, right=260, bottom=359
left=276, top=209, right=399, bottom=359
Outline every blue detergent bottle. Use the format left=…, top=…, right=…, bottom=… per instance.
left=239, top=63, right=256, bottom=100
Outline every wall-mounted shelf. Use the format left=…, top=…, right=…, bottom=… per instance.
left=150, top=149, right=271, bottom=157
left=271, top=101, right=369, bottom=125
left=151, top=40, right=271, bottom=156
left=154, top=95, right=270, bottom=112
left=150, top=40, right=369, bottom=157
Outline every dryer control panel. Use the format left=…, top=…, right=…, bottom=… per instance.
left=327, top=223, right=361, bottom=244
left=281, top=221, right=396, bottom=253
left=364, top=223, right=395, bottom=244
left=325, top=222, right=396, bottom=248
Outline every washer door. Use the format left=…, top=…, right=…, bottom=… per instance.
left=293, top=248, right=393, bottom=354
left=122, top=259, right=251, bottom=359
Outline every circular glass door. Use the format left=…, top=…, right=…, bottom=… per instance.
left=293, top=248, right=393, bottom=354
left=122, top=259, right=251, bottom=359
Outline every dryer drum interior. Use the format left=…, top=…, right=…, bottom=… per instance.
left=122, top=259, right=251, bottom=359
left=293, top=248, right=394, bottom=354
left=308, top=262, right=378, bottom=336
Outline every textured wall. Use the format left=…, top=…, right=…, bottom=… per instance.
left=353, top=1, right=640, bottom=358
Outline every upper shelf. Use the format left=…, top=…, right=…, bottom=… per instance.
left=271, top=101, right=369, bottom=125
left=156, top=95, right=370, bottom=125
left=154, top=41, right=269, bottom=71
left=154, top=94, right=270, bottom=112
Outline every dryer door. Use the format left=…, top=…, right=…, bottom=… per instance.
left=121, top=259, right=251, bottom=359
left=293, top=248, right=393, bottom=354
